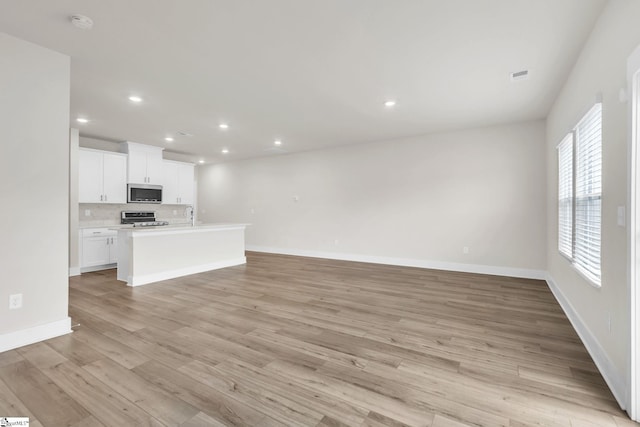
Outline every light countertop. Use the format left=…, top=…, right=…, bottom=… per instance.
left=79, top=222, right=191, bottom=229
left=113, top=223, right=250, bottom=235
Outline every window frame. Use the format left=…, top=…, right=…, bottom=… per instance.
left=556, top=102, right=602, bottom=288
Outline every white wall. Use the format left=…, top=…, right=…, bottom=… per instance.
left=69, top=128, right=80, bottom=275
left=545, top=0, right=640, bottom=408
left=199, top=120, right=546, bottom=275
left=0, top=33, right=71, bottom=347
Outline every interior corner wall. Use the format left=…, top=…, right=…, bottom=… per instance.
left=198, top=120, right=546, bottom=276
left=545, top=0, right=640, bottom=407
left=0, top=33, right=71, bottom=347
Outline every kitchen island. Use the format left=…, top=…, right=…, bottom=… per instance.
left=115, top=223, right=248, bottom=286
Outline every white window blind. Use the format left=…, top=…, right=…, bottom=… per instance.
left=556, top=102, right=602, bottom=286
left=574, top=103, right=602, bottom=283
left=557, top=133, right=574, bottom=258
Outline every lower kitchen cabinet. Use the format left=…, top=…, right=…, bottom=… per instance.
left=80, top=228, right=118, bottom=272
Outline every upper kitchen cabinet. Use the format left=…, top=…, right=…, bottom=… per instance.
left=78, top=148, right=127, bottom=204
left=121, top=141, right=164, bottom=185
left=162, top=160, right=195, bottom=205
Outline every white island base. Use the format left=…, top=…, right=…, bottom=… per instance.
left=116, top=223, right=248, bottom=286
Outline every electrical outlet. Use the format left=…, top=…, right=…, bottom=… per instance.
left=463, top=246, right=470, bottom=254
left=84, top=209, right=91, bottom=217
left=173, top=210, right=177, bottom=215
left=9, top=293, right=22, bottom=310
left=334, top=239, right=339, bottom=246
left=293, top=195, right=300, bottom=202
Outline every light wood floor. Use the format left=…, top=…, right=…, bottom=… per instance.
left=0, top=252, right=636, bottom=426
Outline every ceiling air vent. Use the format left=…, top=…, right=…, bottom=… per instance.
left=177, top=131, right=194, bottom=137
left=510, top=70, right=529, bottom=82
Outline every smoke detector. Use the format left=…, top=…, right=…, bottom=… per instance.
left=510, top=70, right=529, bottom=82
left=70, top=14, right=94, bottom=30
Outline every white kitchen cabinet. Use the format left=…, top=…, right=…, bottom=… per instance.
left=121, top=141, right=164, bottom=184
left=80, top=228, right=118, bottom=272
left=109, top=235, right=118, bottom=264
left=162, top=160, right=195, bottom=205
left=79, top=148, right=127, bottom=204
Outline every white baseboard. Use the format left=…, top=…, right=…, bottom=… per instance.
left=69, top=266, right=81, bottom=277
left=0, top=317, right=72, bottom=353
left=127, top=257, right=247, bottom=287
left=80, top=263, right=117, bottom=274
left=546, top=274, right=627, bottom=410
left=245, top=245, right=547, bottom=280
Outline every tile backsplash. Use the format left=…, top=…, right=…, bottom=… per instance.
left=79, top=203, right=192, bottom=227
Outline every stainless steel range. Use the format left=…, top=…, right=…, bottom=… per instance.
left=121, top=211, right=169, bottom=227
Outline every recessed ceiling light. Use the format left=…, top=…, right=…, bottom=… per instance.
left=221, top=148, right=229, bottom=154
left=76, top=117, right=89, bottom=124
left=384, top=100, right=396, bottom=107
left=165, top=137, right=174, bottom=142
left=70, top=14, right=94, bottom=30
left=128, top=95, right=143, bottom=103
left=198, top=160, right=205, bottom=164
left=219, top=123, right=229, bottom=130
left=274, top=140, right=282, bottom=146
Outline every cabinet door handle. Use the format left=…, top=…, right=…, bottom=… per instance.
left=100, top=194, right=103, bottom=201
left=104, top=194, right=108, bottom=202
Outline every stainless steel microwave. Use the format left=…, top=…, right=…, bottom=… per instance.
left=127, top=184, right=162, bottom=204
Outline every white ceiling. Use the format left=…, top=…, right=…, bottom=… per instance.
left=0, top=0, right=606, bottom=163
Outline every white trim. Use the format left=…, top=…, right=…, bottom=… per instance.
left=546, top=275, right=627, bottom=410
left=126, top=257, right=246, bottom=287
left=245, top=245, right=546, bottom=280
left=69, top=266, right=81, bottom=277
left=0, top=317, right=72, bottom=353
left=80, top=263, right=116, bottom=274
left=628, top=43, right=640, bottom=421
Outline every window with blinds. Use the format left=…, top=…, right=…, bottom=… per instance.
left=558, top=133, right=574, bottom=258
left=556, top=103, right=602, bottom=286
